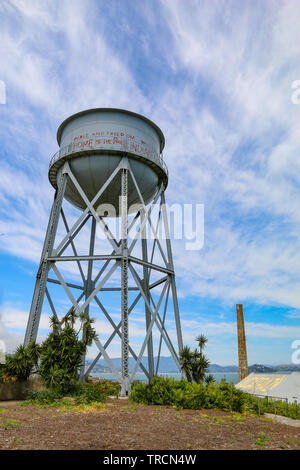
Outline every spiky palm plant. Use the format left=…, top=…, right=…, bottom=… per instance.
left=196, top=334, right=208, bottom=353
left=205, top=374, right=215, bottom=385
left=63, top=307, right=77, bottom=328
left=49, top=314, right=61, bottom=335
left=179, top=346, right=193, bottom=382
left=192, top=353, right=210, bottom=384
left=79, top=312, right=97, bottom=346
left=180, top=334, right=211, bottom=385
left=39, top=310, right=97, bottom=393
left=2, top=341, right=40, bottom=382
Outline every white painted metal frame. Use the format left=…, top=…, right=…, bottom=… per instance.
left=24, top=157, right=183, bottom=396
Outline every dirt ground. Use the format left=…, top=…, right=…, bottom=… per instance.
left=1, top=398, right=300, bottom=450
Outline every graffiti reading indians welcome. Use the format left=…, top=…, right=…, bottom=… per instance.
left=72, top=129, right=158, bottom=161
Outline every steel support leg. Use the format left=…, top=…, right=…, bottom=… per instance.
left=120, top=167, right=129, bottom=396
left=161, top=191, right=183, bottom=354
left=141, top=210, right=154, bottom=381
left=24, top=170, right=67, bottom=345
left=80, top=217, right=96, bottom=381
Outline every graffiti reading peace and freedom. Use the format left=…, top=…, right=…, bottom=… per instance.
left=71, top=129, right=158, bottom=161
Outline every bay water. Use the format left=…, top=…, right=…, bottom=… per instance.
left=91, top=372, right=239, bottom=384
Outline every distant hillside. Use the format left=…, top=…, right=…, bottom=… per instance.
left=274, top=364, right=300, bottom=372
left=86, top=356, right=179, bottom=373
left=86, top=357, right=239, bottom=373
left=85, top=357, right=300, bottom=374
left=248, top=364, right=275, bottom=373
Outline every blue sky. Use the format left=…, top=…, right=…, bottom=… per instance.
left=0, top=0, right=300, bottom=366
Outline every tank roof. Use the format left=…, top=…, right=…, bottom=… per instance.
left=56, top=108, right=165, bottom=153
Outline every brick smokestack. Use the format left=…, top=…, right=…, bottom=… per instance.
left=236, top=304, right=248, bottom=381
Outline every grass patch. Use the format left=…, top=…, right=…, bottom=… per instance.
left=1, top=418, right=21, bottom=430
left=229, top=412, right=247, bottom=422
left=22, top=397, right=107, bottom=412
left=124, top=404, right=138, bottom=411
left=255, top=433, right=270, bottom=447
left=56, top=402, right=106, bottom=413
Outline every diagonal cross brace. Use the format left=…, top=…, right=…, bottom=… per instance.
left=66, top=164, right=119, bottom=253
left=129, top=275, right=169, bottom=382
left=54, top=161, right=123, bottom=256
left=51, top=262, right=120, bottom=315
left=94, top=295, right=150, bottom=379
left=84, top=292, right=142, bottom=378
left=128, top=184, right=163, bottom=256
left=130, top=263, right=181, bottom=370
left=128, top=166, right=168, bottom=267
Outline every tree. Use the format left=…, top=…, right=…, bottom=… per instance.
left=196, top=334, right=208, bottom=353
left=205, top=374, right=215, bottom=385
left=179, top=335, right=214, bottom=385
left=38, top=309, right=97, bottom=393
left=192, top=350, right=210, bottom=384
left=179, top=346, right=194, bottom=383
left=0, top=308, right=97, bottom=391
left=0, top=342, right=41, bottom=382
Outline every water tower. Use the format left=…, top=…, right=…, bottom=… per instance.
left=24, top=108, right=183, bottom=395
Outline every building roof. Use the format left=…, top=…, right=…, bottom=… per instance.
left=236, top=372, right=300, bottom=402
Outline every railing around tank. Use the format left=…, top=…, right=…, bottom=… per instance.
left=49, top=142, right=168, bottom=176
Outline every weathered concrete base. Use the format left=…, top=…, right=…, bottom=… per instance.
left=0, top=382, right=29, bottom=400
left=0, top=375, right=46, bottom=401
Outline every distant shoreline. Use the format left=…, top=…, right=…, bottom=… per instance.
left=90, top=371, right=240, bottom=384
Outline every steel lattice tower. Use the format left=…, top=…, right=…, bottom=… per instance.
left=24, top=108, right=183, bottom=396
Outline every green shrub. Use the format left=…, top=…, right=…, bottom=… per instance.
left=38, top=326, right=85, bottom=394
left=130, top=376, right=179, bottom=405
left=174, top=383, right=209, bottom=409
left=94, top=379, right=120, bottom=396
left=73, top=383, right=106, bottom=404
left=25, top=388, right=63, bottom=404
left=66, top=380, right=119, bottom=404
left=130, top=376, right=256, bottom=413
left=0, top=342, right=40, bottom=383
left=24, top=382, right=112, bottom=405
left=256, top=397, right=300, bottom=420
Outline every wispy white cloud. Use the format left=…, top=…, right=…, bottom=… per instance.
left=155, top=0, right=300, bottom=309
left=1, top=0, right=300, bottom=360
left=0, top=303, right=49, bottom=353
left=182, top=318, right=300, bottom=340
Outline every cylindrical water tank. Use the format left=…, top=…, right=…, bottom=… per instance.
left=48, top=108, right=168, bottom=215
